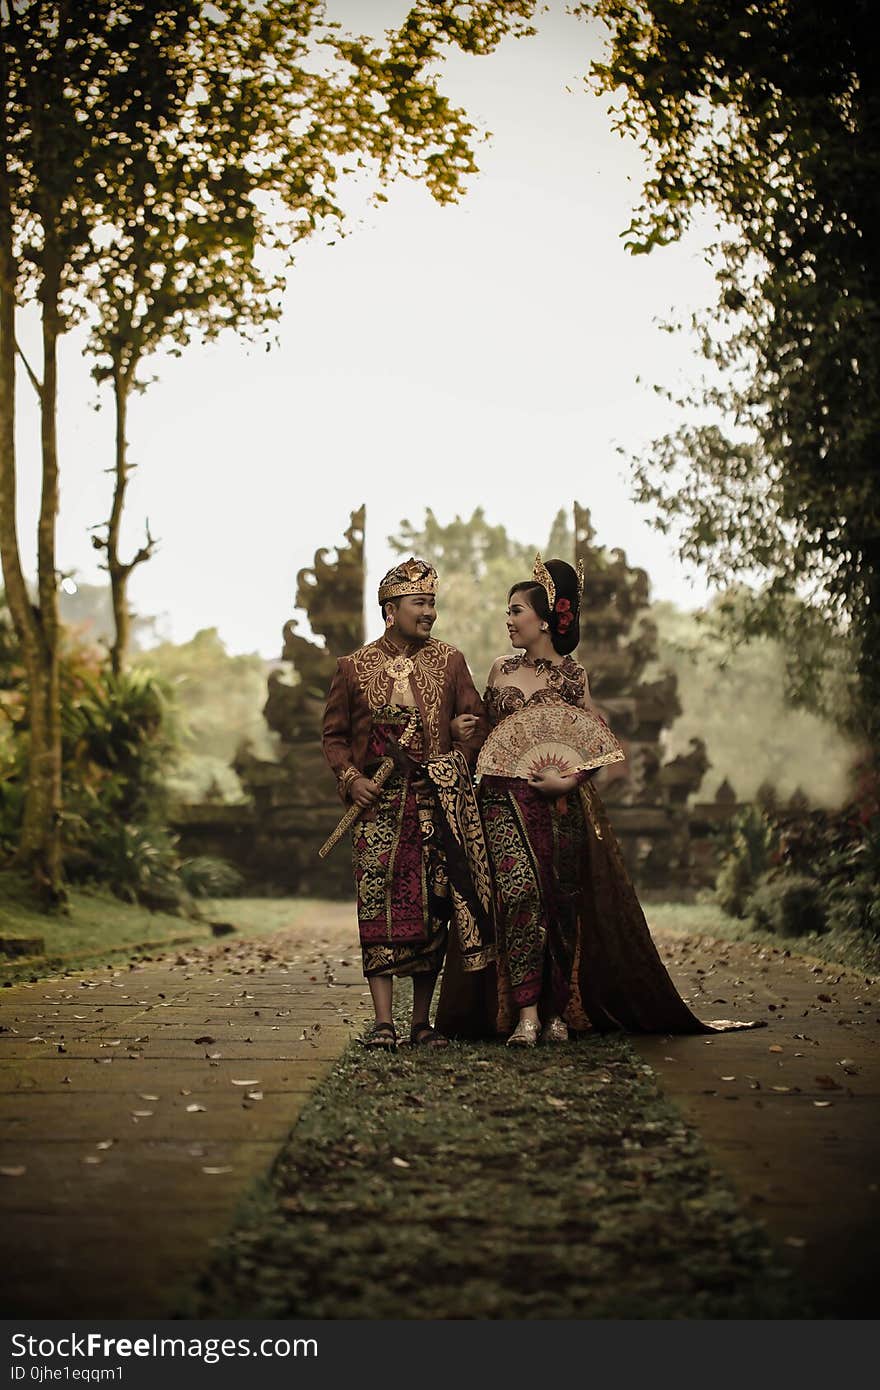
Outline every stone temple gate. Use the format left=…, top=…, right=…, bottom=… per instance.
left=173, top=504, right=738, bottom=894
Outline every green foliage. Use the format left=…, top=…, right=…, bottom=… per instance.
left=178, top=856, right=244, bottom=900
left=133, top=627, right=276, bottom=802
left=718, top=762, right=880, bottom=941
left=63, top=667, right=177, bottom=823
left=822, top=838, right=880, bottom=939
left=1, top=599, right=243, bottom=907
left=769, top=765, right=880, bottom=940
left=714, top=806, right=775, bottom=919
left=650, top=595, right=859, bottom=806
left=579, top=0, right=880, bottom=739
left=746, top=872, right=826, bottom=939
left=67, top=820, right=184, bottom=910
left=57, top=667, right=193, bottom=905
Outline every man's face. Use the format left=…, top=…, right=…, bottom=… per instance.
left=393, top=593, right=437, bottom=641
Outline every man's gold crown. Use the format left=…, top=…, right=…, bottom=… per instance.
left=378, top=556, right=438, bottom=603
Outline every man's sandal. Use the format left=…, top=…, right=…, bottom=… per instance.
left=409, top=1022, right=449, bottom=1049
left=360, top=1021, right=397, bottom=1051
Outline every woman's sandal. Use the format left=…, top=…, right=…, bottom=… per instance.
left=360, top=1021, right=397, bottom=1051
left=409, top=1022, right=449, bottom=1049
left=506, top=1017, right=540, bottom=1048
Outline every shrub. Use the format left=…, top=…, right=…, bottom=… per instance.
left=746, top=872, right=827, bottom=937
left=65, top=819, right=189, bottom=911
left=819, top=819, right=880, bottom=939
left=1, top=606, right=241, bottom=910
left=715, top=806, right=776, bottom=917
left=179, top=856, right=244, bottom=899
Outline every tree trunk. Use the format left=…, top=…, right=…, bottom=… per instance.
left=0, top=27, right=63, bottom=905
left=16, top=255, right=65, bottom=906
left=108, top=365, right=131, bottom=676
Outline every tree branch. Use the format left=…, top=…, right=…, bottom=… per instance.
left=15, top=336, right=42, bottom=398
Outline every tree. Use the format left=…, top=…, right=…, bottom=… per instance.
left=576, top=1, right=880, bottom=743
left=0, top=0, right=536, bottom=901
left=133, top=627, right=275, bottom=803
left=80, top=0, right=538, bottom=675
left=648, top=596, right=858, bottom=807
left=1, top=2, right=203, bottom=902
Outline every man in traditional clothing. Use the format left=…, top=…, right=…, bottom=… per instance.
left=322, top=557, right=493, bottom=1049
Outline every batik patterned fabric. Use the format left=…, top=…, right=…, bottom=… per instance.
left=479, top=775, right=589, bottom=1021
left=436, top=659, right=762, bottom=1037
left=422, top=751, right=495, bottom=974
left=351, top=706, right=449, bottom=977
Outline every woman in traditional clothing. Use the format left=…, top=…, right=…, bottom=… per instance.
left=437, top=556, right=741, bottom=1046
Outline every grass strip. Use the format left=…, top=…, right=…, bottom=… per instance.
left=194, top=1031, right=810, bottom=1320
left=647, top=902, right=880, bottom=977
left=0, top=881, right=341, bottom=984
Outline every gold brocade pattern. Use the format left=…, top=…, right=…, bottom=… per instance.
left=361, top=916, right=447, bottom=977
left=411, top=639, right=453, bottom=755
left=385, top=652, right=415, bottom=698
left=347, top=637, right=453, bottom=752
left=424, top=751, right=495, bottom=972
left=348, top=641, right=394, bottom=711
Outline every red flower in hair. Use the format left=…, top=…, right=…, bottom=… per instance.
left=554, top=596, right=574, bottom=633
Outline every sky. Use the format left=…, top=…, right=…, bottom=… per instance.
left=13, top=0, right=723, bottom=659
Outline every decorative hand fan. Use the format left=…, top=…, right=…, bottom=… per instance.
left=476, top=703, right=625, bottom=780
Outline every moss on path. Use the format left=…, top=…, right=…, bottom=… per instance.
left=194, top=1034, right=809, bottom=1320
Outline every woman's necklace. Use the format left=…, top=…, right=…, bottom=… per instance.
left=519, top=653, right=561, bottom=673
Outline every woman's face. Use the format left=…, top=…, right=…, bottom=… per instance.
left=506, top=590, right=544, bottom=648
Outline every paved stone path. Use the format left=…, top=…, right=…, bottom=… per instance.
left=631, top=931, right=880, bottom=1317
left=0, top=907, right=366, bottom=1317
left=1, top=907, right=878, bottom=1318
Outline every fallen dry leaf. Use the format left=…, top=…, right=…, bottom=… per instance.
left=813, top=1100, right=833, bottom=1108
left=770, top=1086, right=791, bottom=1093
left=139, top=1093, right=159, bottom=1101
left=202, top=1166, right=232, bottom=1175
left=768, top=1045, right=783, bottom=1054
left=391, top=1156, right=410, bottom=1168
left=0, top=1166, right=26, bottom=1177
left=186, top=1103, right=206, bottom=1113
left=96, top=1141, right=113, bottom=1151
left=546, top=1097, right=568, bottom=1108
left=230, top=1079, right=259, bottom=1086
left=131, top=1109, right=153, bottom=1118
left=246, top=1091, right=263, bottom=1101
